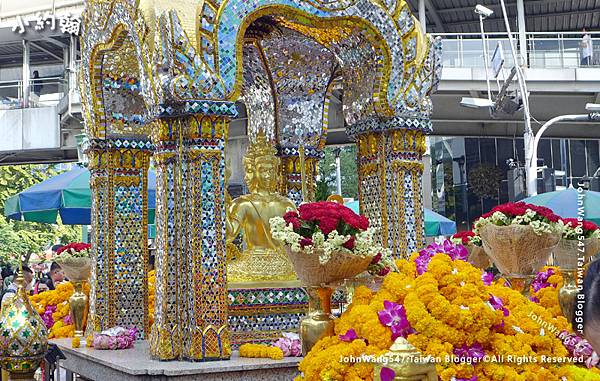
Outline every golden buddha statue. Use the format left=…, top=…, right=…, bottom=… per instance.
left=226, top=134, right=297, bottom=283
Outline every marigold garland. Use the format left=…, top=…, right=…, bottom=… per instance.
left=148, top=269, right=155, bottom=328
left=297, top=250, right=600, bottom=381
left=29, top=282, right=89, bottom=339
left=29, top=271, right=157, bottom=338
left=239, top=343, right=284, bottom=360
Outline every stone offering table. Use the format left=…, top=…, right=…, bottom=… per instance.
left=53, top=339, right=300, bottom=381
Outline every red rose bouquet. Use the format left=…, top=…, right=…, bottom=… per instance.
left=554, top=218, right=600, bottom=269
left=55, top=243, right=91, bottom=259
left=451, top=230, right=482, bottom=247
left=451, top=231, right=490, bottom=269
left=54, top=242, right=92, bottom=282
left=560, top=218, right=599, bottom=240
left=474, top=201, right=562, bottom=236
left=474, top=202, right=561, bottom=277
left=270, top=202, right=391, bottom=284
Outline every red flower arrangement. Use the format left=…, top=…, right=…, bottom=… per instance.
left=451, top=230, right=482, bottom=247
left=283, top=201, right=369, bottom=241
left=271, top=202, right=388, bottom=268
left=480, top=202, right=560, bottom=222
left=561, top=218, right=599, bottom=233
left=56, top=243, right=91, bottom=255
left=560, top=218, right=600, bottom=239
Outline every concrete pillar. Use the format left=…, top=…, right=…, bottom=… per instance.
left=517, top=0, right=528, bottom=66
left=22, top=40, right=30, bottom=107
left=69, top=35, right=77, bottom=91
left=419, top=0, right=427, bottom=33
left=422, top=137, right=433, bottom=209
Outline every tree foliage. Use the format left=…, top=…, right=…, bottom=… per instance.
left=468, top=163, right=502, bottom=199
left=318, top=145, right=358, bottom=200
left=0, top=165, right=80, bottom=266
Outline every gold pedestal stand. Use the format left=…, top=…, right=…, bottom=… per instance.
left=70, top=281, right=88, bottom=338
left=558, top=269, right=578, bottom=323
left=505, top=274, right=535, bottom=297
left=300, top=286, right=334, bottom=356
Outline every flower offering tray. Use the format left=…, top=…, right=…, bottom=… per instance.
left=228, top=281, right=307, bottom=348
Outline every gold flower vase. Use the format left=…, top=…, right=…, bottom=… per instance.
left=70, top=281, right=87, bottom=338
left=57, top=258, right=92, bottom=338
left=504, top=275, right=535, bottom=297
left=553, top=238, right=600, bottom=321
left=300, top=286, right=334, bottom=356
left=558, top=270, right=578, bottom=323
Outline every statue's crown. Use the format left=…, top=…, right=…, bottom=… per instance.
left=245, top=132, right=278, bottom=163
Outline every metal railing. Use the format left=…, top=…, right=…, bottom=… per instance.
left=433, top=32, right=600, bottom=69
left=0, top=76, right=69, bottom=110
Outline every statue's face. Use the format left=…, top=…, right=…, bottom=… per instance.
left=255, top=159, right=277, bottom=192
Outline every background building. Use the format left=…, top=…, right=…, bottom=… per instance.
left=2, top=0, right=600, bottom=229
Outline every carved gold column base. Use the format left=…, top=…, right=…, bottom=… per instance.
left=149, top=324, right=181, bottom=361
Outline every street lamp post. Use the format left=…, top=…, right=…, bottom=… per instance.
left=475, top=9, right=492, bottom=102
left=530, top=106, right=600, bottom=196
left=498, top=0, right=536, bottom=196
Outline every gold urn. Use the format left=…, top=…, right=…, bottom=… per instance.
left=373, top=338, right=437, bottom=381
left=0, top=272, right=48, bottom=377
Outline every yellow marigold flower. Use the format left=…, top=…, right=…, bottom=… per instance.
left=71, top=337, right=80, bottom=348
left=239, top=343, right=283, bottom=360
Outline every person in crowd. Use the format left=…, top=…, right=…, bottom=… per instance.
left=1, top=267, right=13, bottom=290
left=51, top=244, right=63, bottom=256
left=31, top=70, right=43, bottom=96
left=1, top=266, right=34, bottom=307
left=44, top=262, right=65, bottom=291
left=580, top=28, right=594, bottom=66
left=581, top=259, right=600, bottom=352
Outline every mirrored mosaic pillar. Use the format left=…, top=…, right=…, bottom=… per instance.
left=350, top=119, right=429, bottom=258
left=150, top=106, right=233, bottom=361
left=87, top=140, right=152, bottom=338
left=278, top=147, right=322, bottom=205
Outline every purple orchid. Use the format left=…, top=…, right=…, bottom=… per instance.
left=531, top=268, right=556, bottom=292
left=380, top=367, right=396, bottom=381
left=453, top=343, right=485, bottom=361
left=481, top=271, right=494, bottom=286
left=415, top=240, right=469, bottom=275
left=378, top=300, right=414, bottom=340
left=339, top=328, right=358, bottom=342
left=529, top=296, right=540, bottom=303
left=41, top=305, right=56, bottom=329
left=560, top=331, right=600, bottom=368
left=489, top=294, right=510, bottom=316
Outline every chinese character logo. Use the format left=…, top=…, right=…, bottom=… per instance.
left=59, top=14, right=81, bottom=36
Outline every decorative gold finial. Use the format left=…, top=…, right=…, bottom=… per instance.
left=0, top=264, right=48, bottom=378
left=373, top=337, right=437, bottom=381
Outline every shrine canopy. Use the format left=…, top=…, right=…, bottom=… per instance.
left=345, top=201, right=456, bottom=236
left=4, top=166, right=156, bottom=225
